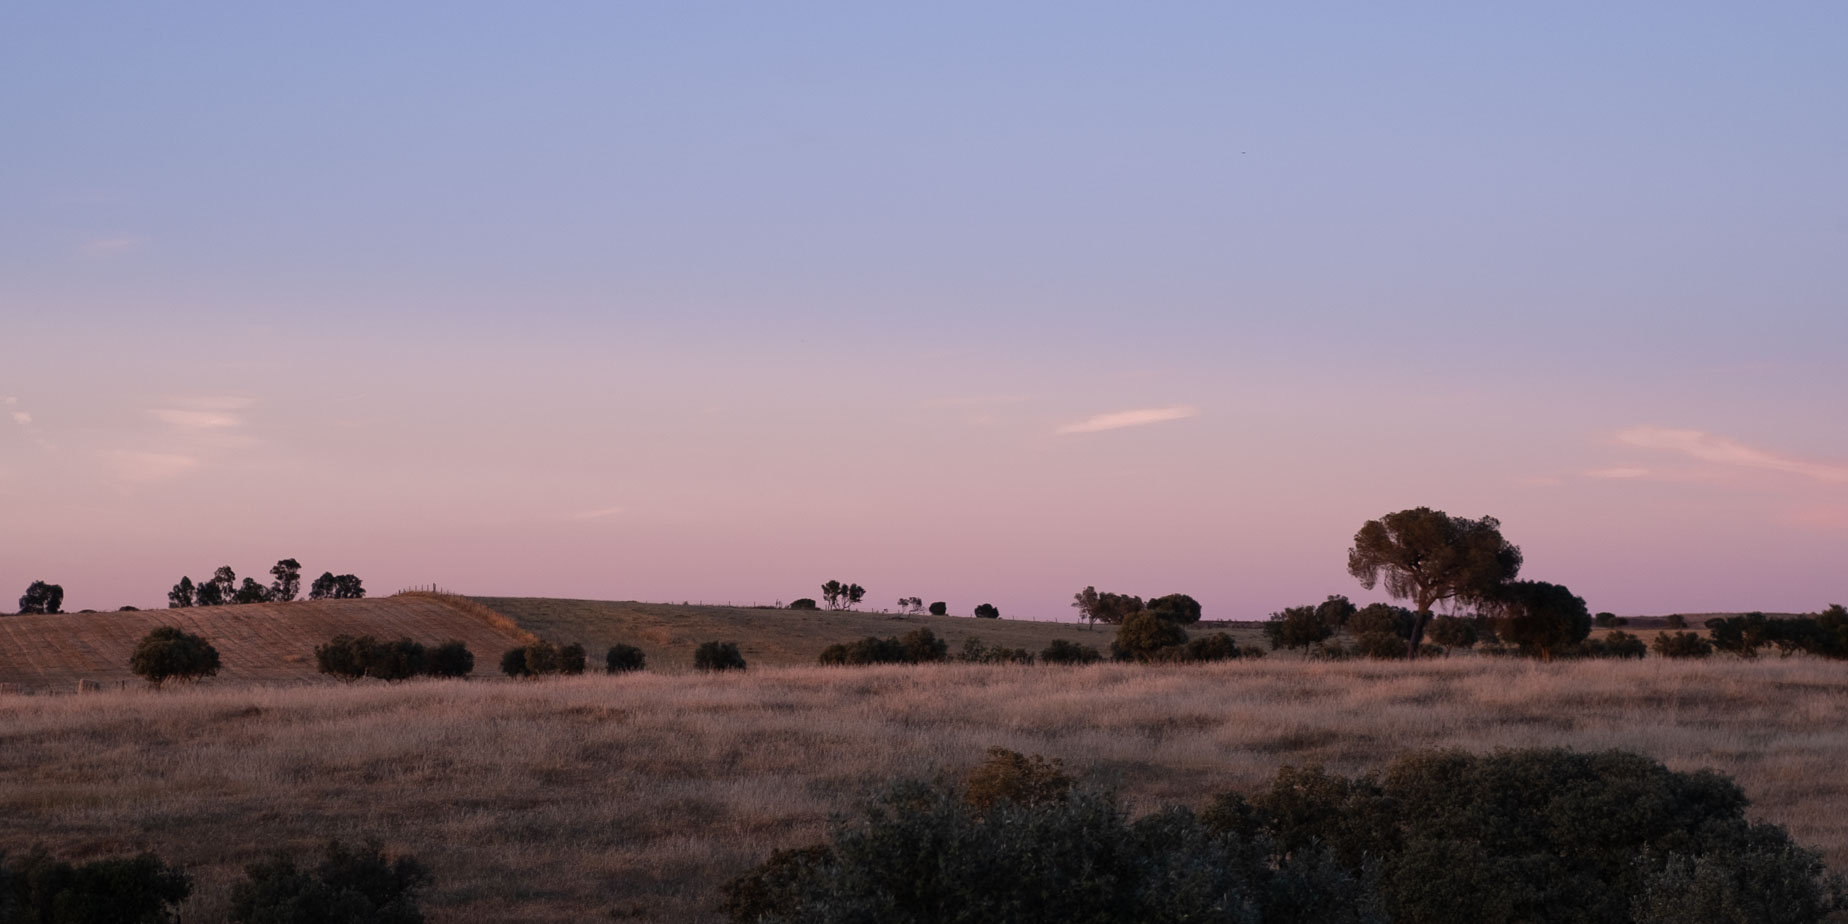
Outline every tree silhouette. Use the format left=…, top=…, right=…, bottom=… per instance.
left=1347, top=507, right=1522, bottom=659
left=167, top=576, right=195, bottom=609
left=269, top=558, right=303, bottom=602
left=17, top=580, right=64, bottom=614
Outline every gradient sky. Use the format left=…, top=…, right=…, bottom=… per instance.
left=4, top=3, right=1845, bottom=617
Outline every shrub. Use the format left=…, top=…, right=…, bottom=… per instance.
left=787, top=598, right=818, bottom=611
left=1145, top=593, right=1202, bottom=624
left=695, top=641, right=746, bottom=672
left=499, top=647, right=531, bottom=678
left=605, top=644, right=646, bottom=673
left=1583, top=630, right=1647, bottom=660
left=958, top=637, right=1033, bottom=665
left=972, top=603, right=999, bottom=619
left=1183, top=632, right=1239, bottom=662
left=928, top=601, right=948, bottom=616
left=964, top=747, right=1074, bottom=811
left=130, top=627, right=221, bottom=685
left=316, top=636, right=427, bottom=681
left=558, top=642, right=587, bottom=675
left=1112, top=611, right=1188, bottom=662
left=316, top=634, right=367, bottom=680
left=819, top=636, right=909, bottom=666
left=1706, top=612, right=1774, bottom=657
left=1347, top=603, right=1415, bottom=640
left=1351, top=631, right=1411, bottom=660
left=900, top=628, right=946, bottom=663
left=1, top=846, right=192, bottom=923
left=1665, top=613, right=1688, bottom=629
left=1039, top=639, right=1102, bottom=665
left=1264, top=605, right=1333, bottom=653
left=425, top=641, right=473, bottom=678
left=229, top=839, right=429, bottom=924
left=1653, top=631, right=1715, bottom=659
left=1425, top=614, right=1479, bottom=649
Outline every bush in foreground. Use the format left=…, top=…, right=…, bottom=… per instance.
left=230, top=839, right=429, bottom=924
left=499, top=641, right=585, bottom=678
left=425, top=640, right=474, bottom=678
left=605, top=644, right=646, bottom=673
left=1, top=846, right=191, bottom=923
left=1039, top=639, right=1102, bottom=665
left=818, top=629, right=947, bottom=666
left=130, top=627, right=221, bottom=686
left=1653, top=631, right=1715, bottom=659
left=315, top=636, right=442, bottom=681
left=695, top=641, right=747, bottom=672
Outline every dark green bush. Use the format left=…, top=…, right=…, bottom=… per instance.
left=1582, top=630, right=1647, bottom=660
left=130, top=627, right=221, bottom=686
left=1, top=846, right=191, bottom=924
left=1182, top=631, right=1239, bottom=662
left=1351, top=631, right=1411, bottom=660
left=957, top=637, right=1033, bottom=665
left=424, top=641, right=472, bottom=678
left=605, top=644, right=646, bottom=673
left=1145, top=593, right=1202, bottom=624
left=1425, top=615, right=1479, bottom=649
left=1111, top=611, right=1188, bottom=662
left=1039, top=639, right=1102, bottom=665
left=315, top=636, right=428, bottom=681
left=695, top=641, right=746, bottom=672
left=971, top=603, right=1000, bottom=619
left=927, top=601, right=948, bottom=616
left=787, top=598, right=818, bottom=611
left=1665, top=613, right=1688, bottom=629
left=899, top=628, right=946, bottom=663
left=558, top=642, right=587, bottom=675
left=315, top=634, right=368, bottom=680
left=818, top=636, right=911, bottom=666
left=1653, top=631, right=1714, bottom=659
left=963, top=747, right=1073, bottom=811
left=499, top=647, right=531, bottom=678
left=1706, top=612, right=1774, bottom=657
left=1347, top=603, right=1415, bottom=640
left=499, top=641, right=585, bottom=678
left=1264, top=605, right=1334, bottom=654
left=229, top=839, right=429, bottom=924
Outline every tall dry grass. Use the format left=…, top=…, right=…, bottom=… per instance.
left=2, top=657, right=1846, bottom=922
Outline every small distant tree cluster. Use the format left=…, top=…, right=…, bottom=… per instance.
left=1593, top=611, right=1629, bottom=628
left=499, top=641, right=586, bottom=678
left=957, top=637, right=1033, bottom=665
left=1704, top=607, right=1848, bottom=659
left=928, top=601, right=947, bottom=616
left=605, top=644, right=646, bottom=673
left=1653, top=631, right=1716, bottom=659
left=229, top=839, right=429, bottom=924
left=1071, top=587, right=1204, bottom=628
left=308, top=572, right=366, bottom=600
left=0, top=846, right=192, bottom=923
left=1109, top=612, right=1242, bottom=664
left=896, top=596, right=924, bottom=615
left=819, top=628, right=948, bottom=666
left=971, top=603, right=999, bottom=619
left=1581, top=630, right=1648, bottom=660
left=315, top=636, right=472, bottom=681
left=15, top=580, right=64, bottom=615
left=787, top=598, right=818, bottom=611
left=694, top=641, right=747, bottom=672
left=819, top=581, right=866, bottom=611
left=1038, top=638, right=1103, bottom=665
left=130, top=627, right=222, bottom=685
left=168, top=559, right=322, bottom=608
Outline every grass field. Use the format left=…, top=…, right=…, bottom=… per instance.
left=474, top=596, right=1190, bottom=670
left=3, top=656, right=1846, bottom=922
left=0, top=593, right=531, bottom=692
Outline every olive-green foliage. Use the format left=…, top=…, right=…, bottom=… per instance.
left=605, top=643, right=646, bottom=673
left=1347, top=603, right=1415, bottom=639
left=1183, top=632, right=1240, bottom=662
left=1581, top=630, right=1647, bottom=660
left=1704, top=608, right=1848, bottom=660
left=964, top=747, right=1075, bottom=811
left=957, top=637, right=1033, bottom=665
left=1145, top=593, right=1202, bottom=624
left=1038, top=639, right=1102, bottom=665
left=694, top=641, right=746, bottom=671
left=0, top=846, right=191, bottom=924
left=498, top=641, right=582, bottom=678
left=498, top=647, right=530, bottom=678
left=1264, top=606, right=1332, bottom=654
left=129, top=627, right=221, bottom=685
left=722, top=770, right=1380, bottom=924
left=229, top=839, right=429, bottom=924
left=1111, top=611, right=1188, bottom=662
left=1349, top=632, right=1412, bottom=660
left=1491, top=580, right=1592, bottom=660
left=424, top=641, right=473, bottom=678
left=1204, top=747, right=1843, bottom=924
left=557, top=642, right=587, bottom=675
left=1315, top=594, right=1357, bottom=628
left=1652, top=631, right=1714, bottom=659
left=818, top=629, right=947, bottom=666
left=1425, top=615, right=1479, bottom=649
left=1705, top=613, right=1775, bottom=657
left=1633, top=840, right=1846, bottom=924
left=900, top=628, right=946, bottom=663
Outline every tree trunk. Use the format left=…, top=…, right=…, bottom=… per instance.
left=1406, top=609, right=1432, bottom=660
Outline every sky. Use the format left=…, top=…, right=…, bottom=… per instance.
left=3, top=3, right=1845, bottom=617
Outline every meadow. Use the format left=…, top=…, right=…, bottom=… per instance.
left=3, top=656, right=1846, bottom=922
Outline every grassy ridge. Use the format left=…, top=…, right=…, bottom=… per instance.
left=3, top=657, right=1846, bottom=921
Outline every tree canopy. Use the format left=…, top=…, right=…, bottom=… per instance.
left=1347, top=507, right=1522, bottom=658
left=16, top=580, right=63, bottom=615
left=1490, top=580, right=1592, bottom=661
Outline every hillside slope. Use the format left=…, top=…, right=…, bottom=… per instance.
left=472, top=597, right=1228, bottom=669
left=0, top=594, right=532, bottom=692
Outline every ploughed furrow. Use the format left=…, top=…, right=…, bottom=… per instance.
left=0, top=596, right=530, bottom=692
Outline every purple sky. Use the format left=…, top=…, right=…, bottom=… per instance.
left=4, top=4, right=1845, bottom=617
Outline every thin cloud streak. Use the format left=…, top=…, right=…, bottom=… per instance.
left=569, top=506, right=626, bottom=521
left=150, top=409, right=241, bottom=430
left=1056, top=406, right=1198, bottom=435
left=1617, top=426, right=1848, bottom=483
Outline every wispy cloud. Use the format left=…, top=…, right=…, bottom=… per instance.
left=108, top=450, right=200, bottom=483
left=1056, top=406, right=1197, bottom=435
left=569, top=506, right=625, bottom=521
left=1585, top=466, right=1651, bottom=480
left=150, top=409, right=242, bottom=430
left=9, top=412, right=28, bottom=426
left=1617, top=426, right=1848, bottom=483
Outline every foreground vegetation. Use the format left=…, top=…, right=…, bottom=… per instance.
left=4, top=658, right=1847, bottom=921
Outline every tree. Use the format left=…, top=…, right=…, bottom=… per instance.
left=234, top=577, right=272, bottom=604
left=1146, top=593, right=1202, bottom=624
left=845, top=583, right=866, bottom=609
left=928, top=601, right=947, bottom=616
left=1070, top=587, right=1143, bottom=627
left=695, top=641, right=747, bottom=671
left=16, top=580, right=63, bottom=615
left=427, top=641, right=474, bottom=678
left=558, top=643, right=587, bottom=675
left=1425, top=614, right=1479, bottom=650
left=309, top=572, right=338, bottom=600
left=194, top=578, right=226, bottom=607
left=1112, top=611, right=1188, bottom=662
left=1652, top=631, right=1714, bottom=659
left=973, top=603, right=1000, bottom=619
left=1263, top=605, right=1333, bottom=655
left=821, top=580, right=844, bottom=610
left=229, top=839, right=429, bottom=924
left=1706, top=613, right=1775, bottom=657
left=1040, top=639, right=1103, bottom=665
left=333, top=574, right=365, bottom=599
left=210, top=566, right=238, bottom=606
left=499, top=647, right=532, bottom=678
left=167, top=576, right=196, bottom=609
left=1491, top=580, right=1591, bottom=661
left=269, top=558, right=303, bottom=602
left=1347, top=507, right=1522, bottom=659
left=788, top=598, right=819, bottom=611
left=1315, top=594, right=1357, bottom=629
left=898, top=597, right=924, bottom=615
left=131, top=627, right=222, bottom=685
left=606, top=644, right=646, bottom=673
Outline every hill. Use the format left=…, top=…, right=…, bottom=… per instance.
left=472, top=597, right=1207, bottom=669
left=0, top=593, right=532, bottom=692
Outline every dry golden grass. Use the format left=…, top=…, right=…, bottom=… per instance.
left=473, top=596, right=1210, bottom=669
left=3, top=656, right=1847, bottom=922
left=0, top=595, right=531, bottom=692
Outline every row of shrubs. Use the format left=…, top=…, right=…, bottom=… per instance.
left=814, top=624, right=1256, bottom=668
left=724, top=746, right=1847, bottom=924
left=0, top=839, right=425, bottom=924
